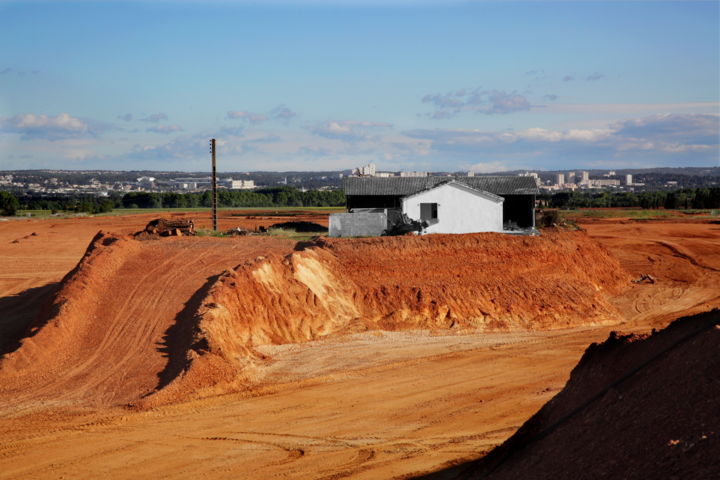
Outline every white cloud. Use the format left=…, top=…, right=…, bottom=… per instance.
left=227, top=105, right=298, bottom=124
left=0, top=113, right=90, bottom=139
left=465, top=161, right=513, bottom=173
left=226, top=110, right=268, bottom=124
left=403, top=114, right=718, bottom=161
left=310, top=120, right=393, bottom=141
left=147, top=124, right=183, bottom=134
left=270, top=105, right=297, bottom=121
left=422, top=88, right=534, bottom=118
left=140, top=113, right=168, bottom=123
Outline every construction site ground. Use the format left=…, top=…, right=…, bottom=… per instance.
left=0, top=211, right=718, bottom=479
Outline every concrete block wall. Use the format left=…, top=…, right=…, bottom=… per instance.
left=329, top=212, right=388, bottom=237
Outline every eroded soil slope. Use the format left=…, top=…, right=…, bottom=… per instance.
left=0, top=233, right=295, bottom=412
left=154, top=231, right=632, bottom=403
left=419, top=309, right=720, bottom=480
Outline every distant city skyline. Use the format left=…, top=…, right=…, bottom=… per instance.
left=0, top=0, right=718, bottom=172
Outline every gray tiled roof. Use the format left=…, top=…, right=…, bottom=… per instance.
left=343, top=176, right=540, bottom=196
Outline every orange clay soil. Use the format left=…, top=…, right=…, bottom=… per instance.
left=0, top=214, right=718, bottom=479
left=581, top=219, right=720, bottom=327
left=2, top=229, right=628, bottom=410
left=146, top=231, right=631, bottom=406
left=0, top=232, right=296, bottom=411
left=420, top=309, right=720, bottom=480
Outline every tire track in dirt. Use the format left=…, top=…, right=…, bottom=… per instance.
left=654, top=240, right=720, bottom=272
left=0, top=235, right=296, bottom=411
left=19, top=246, right=194, bottom=406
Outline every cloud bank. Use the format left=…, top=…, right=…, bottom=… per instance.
left=422, top=88, right=534, bottom=118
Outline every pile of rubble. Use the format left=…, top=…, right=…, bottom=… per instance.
left=137, top=218, right=196, bottom=237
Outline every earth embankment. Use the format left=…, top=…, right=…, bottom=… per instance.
left=0, top=230, right=631, bottom=409
left=0, top=232, right=295, bottom=411
left=156, top=231, right=632, bottom=403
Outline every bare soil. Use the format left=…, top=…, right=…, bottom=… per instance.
left=421, top=310, right=720, bottom=480
left=0, top=213, right=718, bottom=479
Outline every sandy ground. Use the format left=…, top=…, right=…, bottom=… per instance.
left=0, top=213, right=718, bottom=479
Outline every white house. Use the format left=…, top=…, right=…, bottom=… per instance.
left=329, top=175, right=538, bottom=237
left=401, top=181, right=504, bottom=234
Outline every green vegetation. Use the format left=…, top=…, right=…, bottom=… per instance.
left=563, top=209, right=677, bottom=219
left=12, top=187, right=344, bottom=214
left=266, top=227, right=325, bottom=242
left=120, top=187, right=344, bottom=209
left=0, top=191, right=20, bottom=216
left=195, top=229, right=230, bottom=238
left=545, top=187, right=720, bottom=210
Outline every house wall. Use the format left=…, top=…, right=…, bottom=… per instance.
left=401, top=183, right=503, bottom=234
left=329, top=212, right=388, bottom=237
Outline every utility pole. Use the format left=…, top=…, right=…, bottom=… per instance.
left=210, top=138, right=217, bottom=231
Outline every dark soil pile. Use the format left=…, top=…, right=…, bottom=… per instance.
left=418, top=309, right=720, bottom=480
left=269, top=220, right=327, bottom=232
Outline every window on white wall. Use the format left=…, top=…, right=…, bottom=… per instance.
left=420, top=203, right=438, bottom=220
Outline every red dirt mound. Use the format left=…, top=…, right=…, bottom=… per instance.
left=151, top=231, right=633, bottom=404
left=0, top=232, right=295, bottom=411
left=419, top=309, right=720, bottom=479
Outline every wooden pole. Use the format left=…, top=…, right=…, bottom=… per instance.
left=211, top=138, right=217, bottom=231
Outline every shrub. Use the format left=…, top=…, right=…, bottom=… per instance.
left=0, top=191, right=19, bottom=216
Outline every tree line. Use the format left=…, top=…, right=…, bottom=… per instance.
left=5, top=187, right=345, bottom=214
left=4, top=186, right=720, bottom=217
left=545, top=188, right=720, bottom=210
left=120, top=187, right=345, bottom=208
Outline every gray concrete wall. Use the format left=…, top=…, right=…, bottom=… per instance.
left=329, top=212, right=388, bottom=237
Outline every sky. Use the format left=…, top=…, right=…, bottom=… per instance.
left=0, top=0, right=718, bottom=173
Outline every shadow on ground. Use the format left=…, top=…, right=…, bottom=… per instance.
left=0, top=282, right=61, bottom=358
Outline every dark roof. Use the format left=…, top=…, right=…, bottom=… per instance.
left=343, top=176, right=540, bottom=196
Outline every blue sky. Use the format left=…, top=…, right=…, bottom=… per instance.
left=0, top=1, right=718, bottom=172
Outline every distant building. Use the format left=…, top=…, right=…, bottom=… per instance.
left=221, top=179, right=255, bottom=190
left=399, top=171, right=429, bottom=177
left=567, top=171, right=576, bottom=183
left=625, top=174, right=633, bottom=185
left=136, top=176, right=155, bottom=187
left=351, top=163, right=376, bottom=176
left=169, top=177, right=208, bottom=190
left=590, top=179, right=620, bottom=187
left=580, top=171, right=590, bottom=185
left=555, top=173, right=565, bottom=186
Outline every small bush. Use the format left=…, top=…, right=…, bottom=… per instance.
left=539, top=209, right=561, bottom=228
